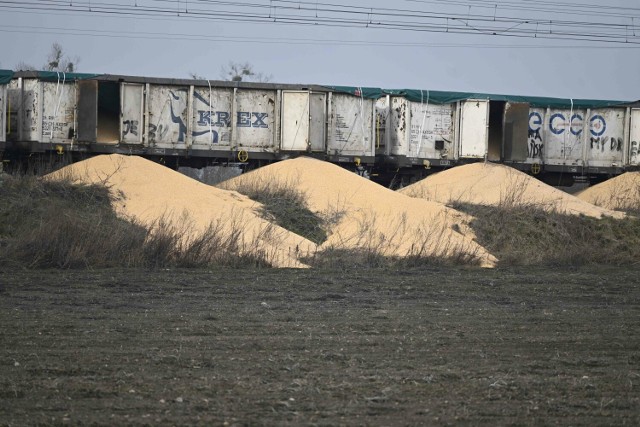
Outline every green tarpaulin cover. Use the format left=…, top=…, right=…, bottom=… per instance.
left=0, top=70, right=13, bottom=85
left=36, top=71, right=101, bottom=81
left=326, top=85, right=628, bottom=109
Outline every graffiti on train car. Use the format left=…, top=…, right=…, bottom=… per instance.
left=528, top=111, right=623, bottom=160
left=126, top=89, right=271, bottom=145
left=528, top=111, right=544, bottom=159
left=590, top=136, right=623, bottom=152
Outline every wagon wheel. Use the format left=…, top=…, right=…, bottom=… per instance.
left=531, top=162, right=542, bottom=175
left=237, top=149, right=249, bottom=163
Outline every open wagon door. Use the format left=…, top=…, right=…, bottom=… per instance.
left=502, top=102, right=530, bottom=162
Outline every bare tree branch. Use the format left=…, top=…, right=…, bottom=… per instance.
left=220, top=61, right=272, bottom=83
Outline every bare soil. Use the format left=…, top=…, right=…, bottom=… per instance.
left=1, top=267, right=639, bottom=426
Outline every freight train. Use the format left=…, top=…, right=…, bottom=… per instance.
left=1, top=69, right=638, bottom=186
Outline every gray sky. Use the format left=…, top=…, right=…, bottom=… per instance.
left=1, top=0, right=639, bottom=101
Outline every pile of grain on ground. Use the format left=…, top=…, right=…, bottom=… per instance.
left=219, top=157, right=497, bottom=267
left=46, top=155, right=315, bottom=268
left=576, top=172, right=640, bottom=212
left=399, top=162, right=621, bottom=218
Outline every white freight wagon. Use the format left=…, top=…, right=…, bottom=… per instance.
left=1, top=70, right=637, bottom=186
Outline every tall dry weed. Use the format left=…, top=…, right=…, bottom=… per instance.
left=306, top=209, right=484, bottom=269
left=218, top=170, right=328, bottom=244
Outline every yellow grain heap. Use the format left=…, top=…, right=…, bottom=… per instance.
left=399, top=162, right=621, bottom=218
left=576, top=172, right=640, bottom=212
left=46, top=154, right=315, bottom=268
left=219, top=157, right=497, bottom=267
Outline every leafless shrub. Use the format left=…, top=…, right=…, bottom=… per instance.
left=0, top=174, right=270, bottom=269
left=219, top=171, right=328, bottom=245
left=305, top=210, right=483, bottom=269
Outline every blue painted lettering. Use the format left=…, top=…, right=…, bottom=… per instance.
left=252, top=112, right=268, bottom=128
left=196, top=110, right=269, bottom=128
left=528, top=112, right=542, bottom=132
left=237, top=112, right=252, bottom=127
left=570, top=114, right=583, bottom=136
left=215, top=112, right=231, bottom=127
left=590, top=114, right=606, bottom=137
left=549, top=113, right=565, bottom=135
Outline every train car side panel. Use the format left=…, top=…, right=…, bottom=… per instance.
left=629, top=108, right=640, bottom=166
left=0, top=84, right=5, bottom=143
left=408, top=102, right=454, bottom=160
left=235, top=89, right=277, bottom=151
left=459, top=100, right=489, bottom=158
left=191, top=86, right=233, bottom=149
left=389, top=97, right=408, bottom=157
left=42, top=82, right=75, bottom=143
left=587, top=109, right=625, bottom=168
left=22, top=79, right=41, bottom=142
left=543, top=108, right=586, bottom=166
left=147, top=85, right=189, bottom=148
left=281, top=91, right=310, bottom=152
left=6, top=79, right=19, bottom=141
left=308, top=92, right=326, bottom=152
left=120, top=83, right=144, bottom=145
left=374, top=96, right=389, bottom=156
left=526, top=107, right=546, bottom=163
left=327, top=93, right=374, bottom=157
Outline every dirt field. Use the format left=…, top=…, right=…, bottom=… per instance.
left=1, top=267, right=639, bottom=425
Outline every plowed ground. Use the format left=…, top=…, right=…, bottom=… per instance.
left=1, top=267, right=638, bottom=425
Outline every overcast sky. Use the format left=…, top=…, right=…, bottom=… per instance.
left=1, top=0, right=639, bottom=101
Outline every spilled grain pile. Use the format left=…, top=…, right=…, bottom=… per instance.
left=576, top=172, right=640, bottom=212
left=219, top=157, right=497, bottom=267
left=399, top=162, right=620, bottom=218
left=46, top=154, right=315, bottom=268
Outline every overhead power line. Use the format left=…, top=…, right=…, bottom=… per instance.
left=3, top=22, right=640, bottom=49
left=0, top=0, right=638, bottom=45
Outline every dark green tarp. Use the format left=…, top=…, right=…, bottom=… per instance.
left=0, top=69, right=13, bottom=85
left=326, top=85, right=629, bottom=109
left=36, top=71, right=101, bottom=81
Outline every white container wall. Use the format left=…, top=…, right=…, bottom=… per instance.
left=528, top=107, right=627, bottom=168
left=191, top=86, right=233, bottom=149
left=374, top=96, right=389, bottom=155
left=308, top=92, right=326, bottom=152
left=629, top=109, right=640, bottom=166
left=587, top=109, right=625, bottom=168
left=389, top=97, right=408, bottom=156
left=459, top=100, right=489, bottom=158
left=6, top=79, right=19, bottom=140
left=235, top=89, right=277, bottom=151
left=526, top=107, right=546, bottom=163
left=147, top=85, right=190, bottom=147
left=42, top=81, right=75, bottom=143
left=388, top=97, right=454, bottom=159
left=327, top=93, right=374, bottom=157
left=407, top=101, right=454, bottom=159
left=120, top=83, right=144, bottom=144
left=540, top=108, right=587, bottom=166
left=22, top=79, right=41, bottom=142
left=0, top=85, right=5, bottom=142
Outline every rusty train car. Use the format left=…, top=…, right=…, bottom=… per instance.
left=0, top=70, right=638, bottom=186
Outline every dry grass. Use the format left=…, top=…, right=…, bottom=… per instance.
left=218, top=172, right=328, bottom=245
left=220, top=171, right=487, bottom=269
left=0, top=173, right=268, bottom=269
left=305, top=211, right=484, bottom=269
left=453, top=200, right=640, bottom=267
